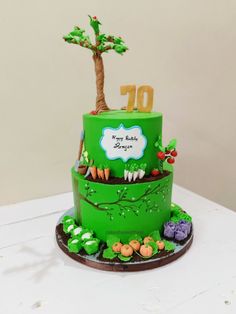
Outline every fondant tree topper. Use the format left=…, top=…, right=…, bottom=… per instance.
left=63, top=16, right=128, bottom=113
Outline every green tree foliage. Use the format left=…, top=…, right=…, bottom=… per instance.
left=63, top=15, right=128, bottom=56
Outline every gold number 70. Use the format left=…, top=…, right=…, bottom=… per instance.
left=120, top=85, right=154, bottom=113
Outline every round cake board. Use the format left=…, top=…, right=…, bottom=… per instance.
left=55, top=208, right=193, bottom=272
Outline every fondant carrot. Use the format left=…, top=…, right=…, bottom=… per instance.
left=90, top=165, right=97, bottom=180
left=104, top=167, right=110, bottom=181
left=100, top=170, right=105, bottom=180
left=97, top=168, right=101, bottom=179
left=97, top=166, right=105, bottom=180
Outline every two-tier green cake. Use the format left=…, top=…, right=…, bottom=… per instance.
left=72, top=110, right=173, bottom=243
left=56, top=16, right=193, bottom=271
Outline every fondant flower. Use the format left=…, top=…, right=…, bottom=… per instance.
left=164, top=221, right=176, bottom=238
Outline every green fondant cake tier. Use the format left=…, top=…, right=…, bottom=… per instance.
left=83, top=110, right=162, bottom=178
left=72, top=168, right=173, bottom=242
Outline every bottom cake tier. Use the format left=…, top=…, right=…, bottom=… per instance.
left=72, top=168, right=173, bottom=242
left=56, top=204, right=193, bottom=271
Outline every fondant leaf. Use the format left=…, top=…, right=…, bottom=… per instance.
left=139, top=163, right=147, bottom=171
left=80, top=230, right=93, bottom=241
left=71, top=226, right=83, bottom=238
left=63, top=34, right=73, bottom=42
left=70, top=28, right=84, bottom=37
left=163, top=240, right=176, bottom=252
left=103, top=247, right=117, bottom=259
left=171, top=205, right=192, bottom=223
left=149, top=230, right=161, bottom=241
left=113, top=37, right=124, bottom=45
left=88, top=15, right=101, bottom=35
left=167, top=138, right=177, bottom=150
left=62, top=215, right=75, bottom=225
left=114, top=44, right=128, bottom=54
left=154, top=136, right=162, bottom=148
left=97, top=34, right=107, bottom=42
left=68, top=238, right=83, bottom=253
left=97, top=44, right=105, bottom=52
left=106, top=235, right=120, bottom=248
left=147, top=241, right=158, bottom=256
left=118, top=254, right=132, bottom=262
left=83, top=238, right=100, bottom=255
left=63, top=223, right=76, bottom=234
left=128, top=234, right=142, bottom=243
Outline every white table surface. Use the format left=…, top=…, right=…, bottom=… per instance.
left=0, top=184, right=236, bottom=314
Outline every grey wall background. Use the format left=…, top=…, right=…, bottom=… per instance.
left=0, top=0, right=236, bottom=209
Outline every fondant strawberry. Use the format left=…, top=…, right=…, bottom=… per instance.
left=90, top=110, right=97, bottom=115
left=157, top=152, right=165, bottom=160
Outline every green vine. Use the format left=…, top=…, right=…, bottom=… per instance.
left=80, top=182, right=170, bottom=220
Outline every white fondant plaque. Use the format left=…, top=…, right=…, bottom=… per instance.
left=100, top=124, right=147, bottom=162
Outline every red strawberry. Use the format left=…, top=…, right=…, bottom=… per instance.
left=151, top=169, right=160, bottom=176
left=171, top=150, right=178, bottom=157
left=165, top=150, right=170, bottom=154
left=93, top=16, right=97, bottom=19
left=90, top=110, right=97, bottom=115
left=167, top=157, right=175, bottom=164
left=157, top=152, right=165, bottom=160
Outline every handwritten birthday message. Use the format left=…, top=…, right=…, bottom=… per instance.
left=100, top=124, right=147, bottom=162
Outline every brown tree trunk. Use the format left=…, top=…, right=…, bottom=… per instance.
left=93, top=54, right=110, bottom=113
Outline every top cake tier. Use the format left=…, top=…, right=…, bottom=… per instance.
left=83, top=110, right=163, bottom=178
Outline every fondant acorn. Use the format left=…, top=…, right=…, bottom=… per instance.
left=112, top=242, right=123, bottom=253
left=143, top=236, right=154, bottom=244
left=129, top=240, right=141, bottom=251
left=120, top=244, right=133, bottom=257
left=140, top=244, right=153, bottom=257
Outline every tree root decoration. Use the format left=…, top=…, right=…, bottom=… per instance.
left=80, top=182, right=170, bottom=219
left=95, top=106, right=110, bottom=114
